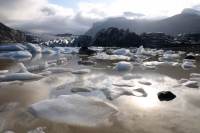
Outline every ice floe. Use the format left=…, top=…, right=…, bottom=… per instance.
left=113, top=48, right=131, bottom=56
left=114, top=61, right=133, bottom=71
left=0, top=51, right=32, bottom=61
left=181, top=60, right=196, bottom=70
left=162, top=53, right=180, bottom=61
left=29, top=94, right=118, bottom=126
left=53, top=47, right=79, bottom=54
left=0, top=43, right=26, bottom=51
left=0, top=72, right=44, bottom=82
left=26, top=62, right=49, bottom=72
left=136, top=45, right=154, bottom=56
left=182, top=80, right=199, bottom=88
left=42, top=48, right=57, bottom=55
left=92, top=53, right=130, bottom=61
left=0, top=70, right=9, bottom=75
left=45, top=67, right=72, bottom=73
left=27, top=127, right=46, bottom=133
left=25, top=43, right=42, bottom=53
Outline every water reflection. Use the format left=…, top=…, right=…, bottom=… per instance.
left=0, top=53, right=200, bottom=133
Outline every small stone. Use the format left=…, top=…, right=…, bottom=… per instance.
left=157, top=91, right=176, bottom=101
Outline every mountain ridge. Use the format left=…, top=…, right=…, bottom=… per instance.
left=86, top=8, right=200, bottom=37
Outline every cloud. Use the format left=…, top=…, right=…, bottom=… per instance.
left=0, top=0, right=200, bottom=34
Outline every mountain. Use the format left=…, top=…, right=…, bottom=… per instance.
left=86, top=8, right=200, bottom=37
left=0, top=22, right=26, bottom=43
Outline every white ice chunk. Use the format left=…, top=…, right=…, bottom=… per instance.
left=42, top=48, right=56, bottom=54
left=162, top=53, right=180, bottom=61
left=0, top=43, right=26, bottom=51
left=114, top=61, right=133, bottom=71
left=29, top=94, right=118, bottom=126
left=190, top=73, right=200, bottom=78
left=136, top=45, right=154, bottom=56
left=0, top=72, right=44, bottom=82
left=92, top=53, right=130, bottom=61
left=27, top=62, right=49, bottom=72
left=27, top=127, right=46, bottom=133
left=0, top=70, right=9, bottom=75
left=0, top=51, right=32, bottom=61
left=25, top=43, right=42, bottom=53
left=113, top=48, right=130, bottom=56
left=181, top=61, right=196, bottom=70
left=182, top=80, right=199, bottom=88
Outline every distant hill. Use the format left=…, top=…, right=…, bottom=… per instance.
left=0, top=22, right=26, bottom=43
left=86, top=8, right=200, bottom=37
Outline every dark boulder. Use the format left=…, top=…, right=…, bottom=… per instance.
left=184, top=55, right=195, bottom=60
left=79, top=46, right=96, bottom=55
left=157, top=91, right=176, bottom=101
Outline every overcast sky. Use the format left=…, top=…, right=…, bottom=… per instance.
left=0, top=0, right=200, bottom=34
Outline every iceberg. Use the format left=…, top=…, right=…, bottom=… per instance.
left=25, top=43, right=42, bottom=53
left=53, top=47, right=79, bottom=54
left=114, top=61, right=133, bottom=71
left=42, top=48, right=56, bottom=54
left=0, top=51, right=32, bottom=61
left=0, top=73, right=44, bottom=82
left=29, top=94, right=118, bottom=126
left=27, top=62, right=49, bottom=72
left=113, top=48, right=130, bottom=56
left=182, top=80, right=199, bottom=88
left=162, top=53, right=180, bottom=61
left=92, top=53, right=130, bottom=61
left=136, top=45, right=153, bottom=56
left=27, top=127, right=46, bottom=133
left=181, top=61, right=196, bottom=70
left=0, top=43, right=26, bottom=51
left=0, top=70, right=9, bottom=75
left=190, top=73, right=200, bottom=78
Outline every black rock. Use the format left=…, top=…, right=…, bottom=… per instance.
left=157, top=91, right=176, bottom=101
left=184, top=55, right=195, bottom=60
left=79, top=46, right=96, bottom=55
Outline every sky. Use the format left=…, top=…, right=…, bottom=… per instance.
left=0, top=0, right=200, bottom=34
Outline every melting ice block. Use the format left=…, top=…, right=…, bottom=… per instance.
left=0, top=51, right=32, bottom=61
left=0, top=72, right=44, bottom=82
left=113, top=48, right=130, bottom=56
left=114, top=61, right=133, bottom=71
left=29, top=94, right=118, bottom=126
left=25, top=43, right=42, bottom=53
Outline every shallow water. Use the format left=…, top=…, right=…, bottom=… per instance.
left=0, top=51, right=200, bottom=133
